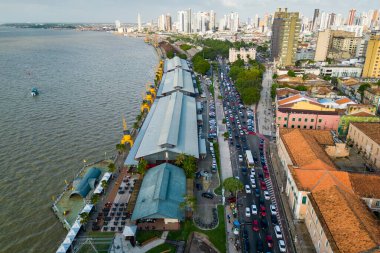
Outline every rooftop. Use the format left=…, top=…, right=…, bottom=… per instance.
left=351, top=122, right=380, bottom=146
left=157, top=67, right=195, bottom=97
left=280, top=129, right=336, bottom=170
left=131, top=163, right=186, bottom=221
left=135, top=92, right=199, bottom=161
left=310, top=186, right=380, bottom=253
left=164, top=56, right=190, bottom=72
left=349, top=173, right=380, bottom=199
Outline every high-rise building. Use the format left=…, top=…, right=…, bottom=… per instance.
left=210, top=10, right=216, bottom=31
left=177, top=10, right=191, bottom=33
left=137, top=13, right=142, bottom=32
left=362, top=35, right=380, bottom=78
left=230, top=12, right=239, bottom=32
left=158, top=14, right=165, bottom=31
left=271, top=8, right=301, bottom=66
left=312, top=9, right=320, bottom=30
left=165, top=14, right=172, bottom=32
left=254, top=14, right=259, bottom=28
left=347, top=9, right=356, bottom=25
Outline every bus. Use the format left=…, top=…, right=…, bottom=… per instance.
left=245, top=150, right=255, bottom=167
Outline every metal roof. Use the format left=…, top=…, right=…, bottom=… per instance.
left=135, top=92, right=199, bottom=161
left=157, top=68, right=195, bottom=97
left=70, top=168, right=101, bottom=198
left=124, top=101, right=159, bottom=166
left=199, top=138, right=206, bottom=155
left=131, top=163, right=186, bottom=221
left=163, top=56, right=190, bottom=72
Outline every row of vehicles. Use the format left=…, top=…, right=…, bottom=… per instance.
left=208, top=99, right=217, bottom=139
left=218, top=59, right=287, bottom=253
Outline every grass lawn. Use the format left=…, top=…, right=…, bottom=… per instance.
left=135, top=230, right=162, bottom=244
left=213, top=141, right=222, bottom=196
left=146, top=243, right=177, bottom=253
left=167, top=205, right=226, bottom=253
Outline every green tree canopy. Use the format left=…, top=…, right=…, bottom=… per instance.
left=166, top=50, right=174, bottom=59
left=223, top=177, right=243, bottom=195
left=107, top=163, right=116, bottom=173
left=287, top=70, right=296, bottom=77
left=137, top=158, right=148, bottom=176
left=182, top=155, right=197, bottom=178
left=179, top=194, right=196, bottom=211
left=91, top=194, right=100, bottom=205
left=175, top=153, right=186, bottom=167
left=79, top=212, right=90, bottom=225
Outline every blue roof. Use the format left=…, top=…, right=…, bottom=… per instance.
left=70, top=167, right=101, bottom=198
left=131, top=163, right=186, bottom=221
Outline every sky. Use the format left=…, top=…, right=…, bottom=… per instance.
left=0, top=0, right=378, bottom=24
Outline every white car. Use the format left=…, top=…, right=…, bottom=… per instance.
left=274, top=225, right=283, bottom=239
left=251, top=182, right=256, bottom=189
left=245, top=185, right=251, bottom=194
left=264, top=190, right=270, bottom=200
left=250, top=174, right=255, bottom=181
left=251, top=204, right=258, bottom=215
left=245, top=207, right=251, bottom=217
left=270, top=204, right=277, bottom=215
left=250, top=168, right=255, bottom=175
left=278, top=240, right=286, bottom=252
left=238, top=155, right=243, bottom=162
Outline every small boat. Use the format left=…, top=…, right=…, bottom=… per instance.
left=31, top=87, right=39, bottom=96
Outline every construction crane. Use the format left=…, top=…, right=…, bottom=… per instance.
left=120, top=116, right=133, bottom=147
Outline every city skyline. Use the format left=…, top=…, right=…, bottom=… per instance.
left=0, top=0, right=378, bottom=23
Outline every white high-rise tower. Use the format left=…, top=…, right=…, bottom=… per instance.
left=137, top=13, right=142, bottom=32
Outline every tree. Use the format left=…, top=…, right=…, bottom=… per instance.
left=91, top=194, right=100, bottom=205
left=223, top=177, right=243, bottom=196
left=295, top=85, right=308, bottom=91
left=107, top=163, right=116, bottom=173
left=302, top=74, right=308, bottom=81
left=101, top=180, right=108, bottom=190
left=223, top=132, right=229, bottom=139
left=182, top=155, right=197, bottom=178
left=287, top=70, right=296, bottom=77
left=166, top=50, right=174, bottom=59
left=116, top=143, right=126, bottom=153
left=79, top=212, right=90, bottom=225
left=272, top=73, right=278, bottom=79
left=175, top=153, right=186, bottom=167
left=271, top=83, right=279, bottom=99
left=137, top=158, right=148, bottom=176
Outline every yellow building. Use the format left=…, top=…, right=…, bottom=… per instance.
left=271, top=8, right=301, bottom=66
left=362, top=35, right=380, bottom=78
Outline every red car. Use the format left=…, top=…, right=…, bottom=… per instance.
left=264, top=172, right=270, bottom=178
left=252, top=220, right=260, bottom=232
left=266, top=235, right=273, bottom=248
left=260, top=181, right=267, bottom=190
left=260, top=205, right=266, bottom=217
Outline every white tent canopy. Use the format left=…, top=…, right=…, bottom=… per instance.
left=93, top=172, right=112, bottom=194
left=122, top=225, right=137, bottom=237
left=80, top=203, right=94, bottom=214
left=56, top=245, right=68, bottom=253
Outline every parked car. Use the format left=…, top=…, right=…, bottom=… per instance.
left=266, top=235, right=273, bottom=248
left=201, top=192, right=214, bottom=199
left=251, top=204, right=258, bottom=215
left=264, top=190, right=270, bottom=200
left=270, top=204, right=277, bottom=215
left=278, top=240, right=286, bottom=252
left=274, top=225, right=283, bottom=239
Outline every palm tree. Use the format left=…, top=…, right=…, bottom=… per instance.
left=137, top=158, right=148, bottom=176
left=175, top=153, right=186, bottom=167
left=79, top=212, right=90, bottom=225
left=116, top=143, right=126, bottom=154
left=91, top=194, right=100, bottom=205
left=101, top=180, right=108, bottom=190
left=107, top=163, right=116, bottom=173
left=179, top=194, right=196, bottom=212
left=133, top=122, right=139, bottom=130
left=182, top=155, right=197, bottom=178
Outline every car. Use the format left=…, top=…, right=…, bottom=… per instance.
left=260, top=181, right=267, bottom=190
left=251, top=182, right=256, bottom=188
left=260, top=205, right=266, bottom=217
left=274, top=225, right=283, bottom=239
left=250, top=168, right=256, bottom=175
left=278, top=240, right=286, bottom=252
left=238, top=155, right=243, bottom=162
left=270, top=205, right=277, bottom=215
left=201, top=192, right=214, bottom=199
left=252, top=219, right=259, bottom=231
left=271, top=215, right=278, bottom=224
left=250, top=174, right=255, bottom=181
left=264, top=190, right=270, bottom=200
left=245, top=185, right=251, bottom=194
left=251, top=204, right=258, bottom=215
left=245, top=207, right=251, bottom=217
left=255, top=188, right=260, bottom=197
left=266, top=235, right=273, bottom=248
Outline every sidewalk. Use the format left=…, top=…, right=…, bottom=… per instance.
left=269, top=142, right=316, bottom=253
left=110, top=231, right=169, bottom=253
left=225, top=205, right=240, bottom=253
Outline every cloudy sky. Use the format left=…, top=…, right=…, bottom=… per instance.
left=0, top=0, right=378, bottom=23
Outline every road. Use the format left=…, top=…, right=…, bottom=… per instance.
left=216, top=59, right=291, bottom=253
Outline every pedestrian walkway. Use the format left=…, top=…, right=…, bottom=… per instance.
left=225, top=205, right=240, bottom=253
left=110, top=231, right=170, bottom=253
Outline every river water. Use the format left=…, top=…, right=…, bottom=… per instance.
left=0, top=27, right=157, bottom=252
